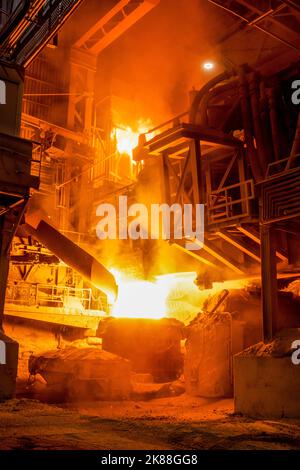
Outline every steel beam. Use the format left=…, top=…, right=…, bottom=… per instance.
left=202, top=240, right=245, bottom=275
left=21, top=113, right=86, bottom=144
left=216, top=229, right=260, bottom=262
left=174, top=242, right=218, bottom=269
left=75, top=0, right=160, bottom=54
left=260, top=223, right=279, bottom=342
left=237, top=225, right=288, bottom=262
left=208, top=0, right=300, bottom=52
left=186, top=237, right=245, bottom=275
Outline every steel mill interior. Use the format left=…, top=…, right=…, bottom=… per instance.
left=1, top=0, right=300, bottom=452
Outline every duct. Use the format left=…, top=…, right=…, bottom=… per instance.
left=189, top=69, right=267, bottom=183
left=238, top=70, right=263, bottom=183
left=267, top=87, right=282, bottom=162
left=259, top=81, right=274, bottom=165
left=23, top=220, right=118, bottom=302
left=198, top=79, right=239, bottom=128
left=189, top=71, right=233, bottom=124
left=248, top=72, right=268, bottom=176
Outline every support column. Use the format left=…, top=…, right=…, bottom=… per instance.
left=190, top=139, right=203, bottom=205
left=260, top=223, right=279, bottom=342
left=0, top=217, right=9, bottom=331
left=162, top=152, right=171, bottom=205
left=66, top=48, right=97, bottom=235
left=67, top=48, right=97, bottom=132
left=0, top=213, right=20, bottom=399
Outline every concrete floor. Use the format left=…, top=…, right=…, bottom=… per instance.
left=1, top=396, right=300, bottom=450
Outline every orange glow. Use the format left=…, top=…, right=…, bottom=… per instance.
left=110, top=270, right=169, bottom=319
left=112, top=126, right=139, bottom=159
left=111, top=120, right=154, bottom=159
left=203, top=61, right=214, bottom=70
left=109, top=270, right=248, bottom=320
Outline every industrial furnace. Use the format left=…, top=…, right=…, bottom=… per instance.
left=0, top=0, right=300, bottom=456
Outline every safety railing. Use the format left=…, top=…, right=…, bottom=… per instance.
left=5, top=282, right=109, bottom=313
left=207, top=179, right=255, bottom=224
left=266, top=154, right=300, bottom=178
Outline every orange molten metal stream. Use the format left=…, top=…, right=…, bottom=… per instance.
left=110, top=270, right=167, bottom=319
left=110, top=270, right=247, bottom=319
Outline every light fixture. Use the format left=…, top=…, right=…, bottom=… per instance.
left=203, top=62, right=214, bottom=71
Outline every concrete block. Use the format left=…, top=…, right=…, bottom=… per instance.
left=234, top=354, right=300, bottom=418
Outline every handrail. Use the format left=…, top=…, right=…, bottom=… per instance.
left=5, top=281, right=109, bottom=313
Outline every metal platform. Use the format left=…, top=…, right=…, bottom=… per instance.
left=141, top=123, right=243, bottom=157
left=134, top=122, right=263, bottom=278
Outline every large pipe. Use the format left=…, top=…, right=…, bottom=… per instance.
left=189, top=71, right=233, bottom=124
left=238, top=70, right=263, bottom=182
left=23, top=219, right=118, bottom=302
left=248, top=72, right=268, bottom=176
left=198, top=79, right=239, bottom=127
left=267, top=87, right=282, bottom=162
left=259, top=81, right=273, bottom=165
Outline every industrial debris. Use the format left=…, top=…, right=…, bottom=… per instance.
left=28, top=347, right=132, bottom=401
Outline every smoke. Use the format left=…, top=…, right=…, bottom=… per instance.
left=97, top=0, right=228, bottom=123
left=23, top=0, right=237, bottom=284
